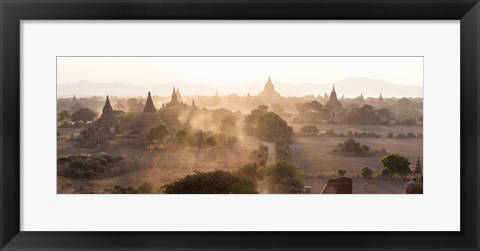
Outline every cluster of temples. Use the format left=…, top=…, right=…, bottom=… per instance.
left=77, top=88, right=194, bottom=148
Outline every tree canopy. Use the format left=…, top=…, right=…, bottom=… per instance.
left=300, top=125, right=319, bottom=136
left=71, top=108, right=98, bottom=123
left=163, top=170, right=257, bottom=194
left=381, top=153, right=411, bottom=178
left=146, top=124, right=169, bottom=143
left=254, top=112, right=293, bottom=141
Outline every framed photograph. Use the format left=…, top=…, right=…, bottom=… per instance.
left=1, top=0, right=479, bottom=250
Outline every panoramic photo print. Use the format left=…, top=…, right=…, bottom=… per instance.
left=57, top=57, right=423, bottom=194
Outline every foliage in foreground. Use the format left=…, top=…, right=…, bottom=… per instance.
left=163, top=170, right=258, bottom=194
left=264, top=160, right=304, bottom=194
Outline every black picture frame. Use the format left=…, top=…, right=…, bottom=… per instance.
left=1, top=0, right=479, bottom=250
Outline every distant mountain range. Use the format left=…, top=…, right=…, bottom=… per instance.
left=57, top=77, right=423, bottom=98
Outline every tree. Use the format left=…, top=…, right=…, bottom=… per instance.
left=375, top=108, right=394, bottom=124
left=254, top=112, right=293, bottom=141
left=345, top=104, right=381, bottom=125
left=294, top=101, right=329, bottom=123
left=249, top=144, right=269, bottom=166
left=71, top=108, right=98, bottom=123
left=361, top=166, right=373, bottom=178
left=146, top=124, right=168, bottom=143
left=57, top=110, right=71, bottom=123
left=381, top=153, right=411, bottom=178
left=301, top=125, right=319, bottom=136
left=334, top=138, right=370, bottom=155
left=244, top=107, right=268, bottom=124
left=175, top=129, right=188, bottom=144
left=163, top=170, right=257, bottom=194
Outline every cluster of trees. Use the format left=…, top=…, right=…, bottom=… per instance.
left=325, top=154, right=411, bottom=180
left=146, top=125, right=238, bottom=150
left=249, top=145, right=269, bottom=166
left=387, top=132, right=422, bottom=139
left=58, top=154, right=120, bottom=179
left=243, top=105, right=293, bottom=142
left=57, top=108, right=98, bottom=126
left=292, top=100, right=421, bottom=126
left=300, top=127, right=382, bottom=138
left=344, top=105, right=394, bottom=125
left=333, top=138, right=371, bottom=156
left=163, top=169, right=258, bottom=194
left=293, top=101, right=329, bottom=124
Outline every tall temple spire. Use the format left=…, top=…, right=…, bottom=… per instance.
left=143, top=91, right=157, bottom=113
left=72, top=95, right=77, bottom=102
left=191, top=99, right=196, bottom=108
left=98, top=95, right=119, bottom=126
left=379, top=93, right=384, bottom=102
left=329, top=85, right=338, bottom=103
left=259, top=76, right=281, bottom=99
left=102, top=95, right=113, bottom=113
left=176, top=88, right=183, bottom=103
left=167, top=86, right=180, bottom=106
left=414, top=156, right=423, bottom=174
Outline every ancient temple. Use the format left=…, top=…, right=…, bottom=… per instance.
left=325, top=85, right=341, bottom=108
left=414, top=156, right=423, bottom=174
left=96, top=95, right=120, bottom=132
left=166, top=87, right=181, bottom=107
left=324, top=85, right=345, bottom=122
left=258, top=76, right=282, bottom=99
left=176, top=88, right=184, bottom=103
left=138, top=92, right=161, bottom=131
left=379, top=93, right=384, bottom=102
left=143, top=92, right=157, bottom=113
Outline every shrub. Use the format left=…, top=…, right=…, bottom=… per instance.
left=337, top=168, right=347, bottom=177
left=146, top=124, right=169, bottom=143
left=334, top=138, right=370, bottom=155
left=300, top=125, right=319, bottom=136
left=175, top=129, right=188, bottom=144
left=361, top=166, right=373, bottom=178
left=324, top=129, right=337, bottom=137
left=264, top=161, right=304, bottom=193
left=249, top=144, right=269, bottom=166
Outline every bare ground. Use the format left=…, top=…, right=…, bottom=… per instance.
left=291, top=136, right=423, bottom=175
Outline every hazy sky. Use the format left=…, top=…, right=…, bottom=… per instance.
left=57, top=57, right=423, bottom=86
